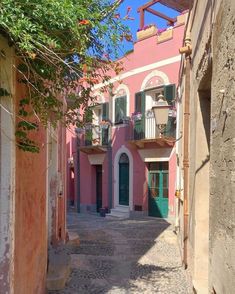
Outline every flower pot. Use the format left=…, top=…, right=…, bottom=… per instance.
left=137, top=26, right=157, bottom=40
left=132, top=113, right=142, bottom=121
left=157, top=29, right=173, bottom=43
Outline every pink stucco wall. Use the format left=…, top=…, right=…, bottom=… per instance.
left=67, top=20, right=185, bottom=217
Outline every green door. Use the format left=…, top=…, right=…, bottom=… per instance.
left=119, top=153, right=129, bottom=206
left=148, top=162, right=169, bottom=218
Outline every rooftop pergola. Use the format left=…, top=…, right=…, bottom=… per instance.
left=137, top=0, right=190, bottom=29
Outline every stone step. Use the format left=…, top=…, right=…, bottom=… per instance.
left=67, top=231, right=80, bottom=246
left=107, top=205, right=130, bottom=219
left=46, top=246, right=71, bottom=291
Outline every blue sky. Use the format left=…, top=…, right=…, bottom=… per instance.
left=117, top=0, right=179, bottom=55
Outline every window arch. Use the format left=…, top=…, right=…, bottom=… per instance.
left=140, top=70, right=169, bottom=91
left=119, top=153, right=129, bottom=164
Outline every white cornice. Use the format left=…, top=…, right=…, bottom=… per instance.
left=93, top=55, right=181, bottom=90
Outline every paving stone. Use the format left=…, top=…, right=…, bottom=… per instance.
left=49, top=212, right=193, bottom=294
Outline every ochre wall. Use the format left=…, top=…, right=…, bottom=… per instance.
left=14, top=69, right=47, bottom=294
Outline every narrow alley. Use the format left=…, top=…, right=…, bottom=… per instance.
left=50, top=212, right=192, bottom=294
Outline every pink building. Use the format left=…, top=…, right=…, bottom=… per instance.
left=67, top=5, right=187, bottom=219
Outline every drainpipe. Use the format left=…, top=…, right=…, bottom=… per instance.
left=179, top=37, right=192, bottom=269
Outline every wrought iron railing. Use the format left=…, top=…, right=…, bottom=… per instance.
left=84, top=124, right=109, bottom=146
left=133, top=110, right=176, bottom=140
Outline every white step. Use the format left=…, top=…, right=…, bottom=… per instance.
left=107, top=205, right=130, bottom=219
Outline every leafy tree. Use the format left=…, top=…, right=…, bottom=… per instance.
left=0, top=0, right=130, bottom=151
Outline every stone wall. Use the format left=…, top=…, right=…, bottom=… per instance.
left=210, top=0, right=235, bottom=292
left=177, top=0, right=235, bottom=293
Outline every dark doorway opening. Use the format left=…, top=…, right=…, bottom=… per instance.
left=96, top=165, right=102, bottom=212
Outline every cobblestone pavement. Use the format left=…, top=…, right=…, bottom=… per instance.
left=50, top=212, right=192, bottom=294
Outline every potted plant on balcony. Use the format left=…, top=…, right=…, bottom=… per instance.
left=157, top=27, right=173, bottom=43
left=137, top=24, right=157, bottom=40
left=122, top=116, right=130, bottom=124
left=132, top=112, right=142, bottom=121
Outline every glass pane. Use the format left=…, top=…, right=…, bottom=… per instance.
left=163, top=188, right=168, bottom=198
left=152, top=173, right=159, bottom=187
left=135, top=92, right=142, bottom=113
left=150, top=188, right=159, bottom=198
left=149, top=162, right=160, bottom=171
left=161, top=162, right=168, bottom=171
left=163, top=173, right=168, bottom=188
left=119, top=153, right=129, bottom=163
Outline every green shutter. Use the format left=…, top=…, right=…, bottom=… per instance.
left=163, top=116, right=176, bottom=138
left=84, top=107, right=93, bottom=145
left=115, top=96, right=126, bottom=123
left=134, top=92, right=145, bottom=140
left=164, top=84, right=175, bottom=106
left=102, top=102, right=109, bottom=120
left=135, top=92, right=142, bottom=113
left=84, top=107, right=93, bottom=123
left=101, top=102, right=109, bottom=145
left=135, top=91, right=145, bottom=113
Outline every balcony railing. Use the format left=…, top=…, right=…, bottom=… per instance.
left=133, top=110, right=176, bottom=140
left=84, top=124, right=109, bottom=147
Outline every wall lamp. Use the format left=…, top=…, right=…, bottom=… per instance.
left=152, top=94, right=170, bottom=137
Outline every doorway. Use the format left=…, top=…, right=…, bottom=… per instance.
left=119, top=153, right=129, bottom=206
left=96, top=165, right=102, bottom=212
left=148, top=162, right=169, bottom=218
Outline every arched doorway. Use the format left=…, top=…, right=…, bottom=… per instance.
left=119, top=153, right=129, bottom=206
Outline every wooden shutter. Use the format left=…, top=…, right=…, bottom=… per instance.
left=135, top=91, right=145, bottom=113
left=134, top=92, right=145, bottom=140
left=102, top=102, right=109, bottom=120
left=101, top=102, right=109, bottom=145
left=115, top=96, right=126, bottom=123
left=84, top=107, right=93, bottom=123
left=164, top=84, right=175, bottom=106
left=163, top=84, right=176, bottom=138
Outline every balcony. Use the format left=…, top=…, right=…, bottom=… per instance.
left=79, top=124, right=110, bottom=154
left=130, top=110, right=176, bottom=148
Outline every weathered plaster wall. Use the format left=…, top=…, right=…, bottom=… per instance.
left=182, top=1, right=214, bottom=292
left=14, top=77, right=47, bottom=294
left=178, top=0, right=235, bottom=293
left=210, top=0, right=235, bottom=292
left=0, top=37, right=15, bottom=294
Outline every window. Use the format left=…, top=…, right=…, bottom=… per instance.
left=84, top=102, right=109, bottom=146
left=115, top=96, right=127, bottom=124
left=119, top=153, right=129, bottom=163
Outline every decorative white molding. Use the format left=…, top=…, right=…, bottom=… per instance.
left=93, top=55, right=181, bottom=90
left=112, top=84, right=130, bottom=123
left=92, top=91, right=105, bottom=103
left=113, top=145, right=133, bottom=211
left=140, top=70, right=170, bottom=91
left=138, top=148, right=172, bottom=162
